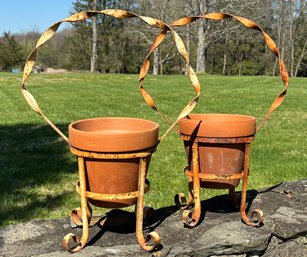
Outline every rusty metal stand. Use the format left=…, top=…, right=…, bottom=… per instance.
left=63, top=147, right=160, bottom=253
left=175, top=136, right=264, bottom=228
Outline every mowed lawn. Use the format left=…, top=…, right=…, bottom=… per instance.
left=0, top=72, right=306, bottom=226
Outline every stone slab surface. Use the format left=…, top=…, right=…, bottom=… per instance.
left=0, top=180, right=306, bottom=257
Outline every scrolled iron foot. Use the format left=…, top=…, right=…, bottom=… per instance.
left=182, top=209, right=199, bottom=228
left=174, top=193, right=193, bottom=210
left=140, top=231, right=161, bottom=252
left=62, top=233, right=85, bottom=253
left=242, top=208, right=264, bottom=227
left=70, top=204, right=93, bottom=228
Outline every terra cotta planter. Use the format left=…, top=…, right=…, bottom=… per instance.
left=179, top=114, right=256, bottom=189
left=69, top=117, right=159, bottom=208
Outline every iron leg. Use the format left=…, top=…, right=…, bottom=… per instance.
left=174, top=172, right=194, bottom=209
left=135, top=157, right=160, bottom=251
left=182, top=142, right=201, bottom=228
left=63, top=157, right=90, bottom=252
left=240, top=144, right=264, bottom=226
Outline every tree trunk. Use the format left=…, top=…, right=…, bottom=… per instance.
left=294, top=37, right=307, bottom=77
left=90, top=0, right=98, bottom=73
left=222, top=36, right=228, bottom=75
left=289, top=0, right=294, bottom=77
left=185, top=24, right=190, bottom=75
left=265, top=44, right=268, bottom=76
left=160, top=53, right=163, bottom=75
left=273, top=5, right=283, bottom=76
left=196, top=21, right=206, bottom=73
left=222, top=53, right=227, bottom=75
left=153, top=48, right=159, bottom=75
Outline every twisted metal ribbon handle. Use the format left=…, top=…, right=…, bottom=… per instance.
left=171, top=13, right=289, bottom=132
left=21, top=9, right=200, bottom=143
left=138, top=29, right=200, bottom=141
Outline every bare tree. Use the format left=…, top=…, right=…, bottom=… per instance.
left=153, top=48, right=159, bottom=75
left=186, top=0, right=273, bottom=74
left=139, top=0, right=183, bottom=75
left=185, top=24, right=191, bottom=75
left=295, top=37, right=307, bottom=76
left=291, top=0, right=307, bottom=77
left=90, top=0, right=98, bottom=72
left=187, top=0, right=238, bottom=73
left=272, top=0, right=307, bottom=77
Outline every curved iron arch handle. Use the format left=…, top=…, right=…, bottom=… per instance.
left=21, top=9, right=201, bottom=144
left=171, top=12, right=289, bottom=133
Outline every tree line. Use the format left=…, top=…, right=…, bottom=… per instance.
left=0, top=0, right=306, bottom=77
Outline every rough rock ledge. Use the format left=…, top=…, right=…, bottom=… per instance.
left=1, top=180, right=306, bottom=257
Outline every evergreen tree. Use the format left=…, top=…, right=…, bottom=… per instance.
left=0, top=32, right=23, bottom=71
left=66, top=0, right=122, bottom=72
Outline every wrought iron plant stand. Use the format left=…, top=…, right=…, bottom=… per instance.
left=20, top=6, right=289, bottom=253
left=168, top=13, right=289, bottom=228
left=62, top=146, right=159, bottom=252
left=20, top=8, right=199, bottom=253
left=175, top=134, right=263, bottom=228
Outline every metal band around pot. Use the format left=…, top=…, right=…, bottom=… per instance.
left=75, top=180, right=151, bottom=200
left=171, top=13, right=289, bottom=132
left=70, top=146, right=156, bottom=159
left=180, top=135, right=255, bottom=144
left=21, top=9, right=201, bottom=144
left=184, top=170, right=244, bottom=181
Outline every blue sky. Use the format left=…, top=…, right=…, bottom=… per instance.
left=0, top=0, right=74, bottom=34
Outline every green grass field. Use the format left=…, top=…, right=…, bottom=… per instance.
left=0, top=72, right=306, bottom=226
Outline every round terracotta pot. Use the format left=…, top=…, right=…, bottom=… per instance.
left=179, top=114, right=256, bottom=189
left=69, top=117, right=159, bottom=208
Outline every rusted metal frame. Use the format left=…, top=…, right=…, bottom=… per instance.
left=64, top=148, right=158, bottom=252
left=174, top=173, right=192, bottom=210
left=184, top=170, right=243, bottom=180
left=180, top=135, right=254, bottom=144
left=191, top=142, right=201, bottom=226
left=75, top=180, right=151, bottom=200
left=187, top=175, right=195, bottom=208
left=240, top=143, right=252, bottom=224
left=182, top=141, right=201, bottom=227
left=69, top=204, right=93, bottom=228
left=174, top=167, right=195, bottom=210
left=240, top=143, right=264, bottom=226
left=179, top=137, right=264, bottom=227
left=135, top=157, right=161, bottom=251
left=63, top=157, right=90, bottom=252
left=70, top=146, right=155, bottom=159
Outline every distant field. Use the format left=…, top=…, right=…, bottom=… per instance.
left=0, top=72, right=306, bottom=226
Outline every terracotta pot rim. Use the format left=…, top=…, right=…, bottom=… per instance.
left=69, top=117, right=159, bottom=152
left=179, top=113, right=256, bottom=138
left=69, top=117, right=159, bottom=135
left=185, top=113, right=256, bottom=122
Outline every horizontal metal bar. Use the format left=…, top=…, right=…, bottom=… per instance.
left=70, top=147, right=155, bottom=159
left=180, top=135, right=254, bottom=144
left=85, top=191, right=139, bottom=200
left=75, top=180, right=150, bottom=200
left=185, top=170, right=243, bottom=180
